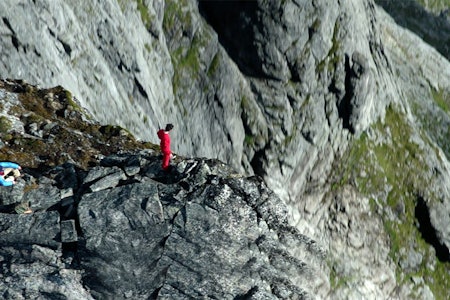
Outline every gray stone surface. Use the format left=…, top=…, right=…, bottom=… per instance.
left=0, top=150, right=326, bottom=299
left=61, top=219, right=77, bottom=243
left=0, top=0, right=450, bottom=299
left=0, top=80, right=329, bottom=297
left=0, top=211, right=60, bottom=249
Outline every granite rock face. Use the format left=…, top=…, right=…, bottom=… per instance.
left=1, top=0, right=450, bottom=299
left=0, top=0, right=174, bottom=143
left=0, top=80, right=327, bottom=299
left=375, top=0, right=450, bottom=60
left=0, top=151, right=327, bottom=299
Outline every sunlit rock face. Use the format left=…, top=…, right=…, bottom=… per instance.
left=0, top=80, right=327, bottom=299
left=1, top=0, right=450, bottom=298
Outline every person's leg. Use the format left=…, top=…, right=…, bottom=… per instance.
left=162, top=153, right=171, bottom=171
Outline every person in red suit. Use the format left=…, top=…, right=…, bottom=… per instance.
left=157, top=123, right=174, bottom=172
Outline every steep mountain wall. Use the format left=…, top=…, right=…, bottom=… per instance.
left=1, top=0, right=450, bottom=299
left=376, top=0, right=450, bottom=59
left=0, top=0, right=175, bottom=142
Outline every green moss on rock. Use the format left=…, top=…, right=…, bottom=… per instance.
left=332, top=104, right=450, bottom=297
left=0, top=116, right=12, bottom=134
left=431, top=88, right=449, bottom=113
left=0, top=79, right=157, bottom=171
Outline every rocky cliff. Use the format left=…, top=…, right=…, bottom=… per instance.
left=1, top=0, right=450, bottom=299
left=0, top=79, right=326, bottom=299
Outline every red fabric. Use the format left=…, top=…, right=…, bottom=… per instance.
left=157, top=129, right=171, bottom=154
left=157, top=129, right=172, bottom=171
left=162, top=153, right=171, bottom=171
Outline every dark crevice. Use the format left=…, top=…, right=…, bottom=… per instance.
left=198, top=1, right=266, bottom=78
left=134, top=77, right=148, bottom=99
left=41, top=292, right=66, bottom=300
left=250, top=148, right=267, bottom=178
left=241, top=101, right=268, bottom=178
left=415, top=197, right=450, bottom=262
left=149, top=287, right=162, bottom=299
left=234, top=286, right=260, bottom=300
left=141, top=197, right=149, bottom=211
left=58, top=38, right=72, bottom=56
left=2, top=17, right=15, bottom=34
left=34, top=48, right=41, bottom=57
left=48, top=28, right=56, bottom=38
left=117, top=177, right=140, bottom=187
left=0, top=202, right=23, bottom=214
left=328, top=78, right=343, bottom=98
left=11, top=35, right=20, bottom=51
left=47, top=28, right=71, bottom=56
left=337, top=54, right=354, bottom=132
left=213, top=93, right=224, bottom=110
left=118, top=60, right=124, bottom=72
left=226, top=132, right=233, bottom=147
left=62, top=241, right=78, bottom=253
left=151, top=167, right=184, bottom=185
left=62, top=241, right=80, bottom=267
left=178, top=180, right=190, bottom=191
left=3, top=17, right=20, bottom=51
left=118, top=60, right=127, bottom=72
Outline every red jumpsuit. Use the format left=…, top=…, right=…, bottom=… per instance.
left=157, top=129, right=171, bottom=171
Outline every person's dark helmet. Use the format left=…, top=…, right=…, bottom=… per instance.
left=165, top=123, right=174, bottom=131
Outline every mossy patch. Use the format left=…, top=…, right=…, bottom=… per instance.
left=329, top=259, right=355, bottom=290
left=117, top=0, right=153, bottom=29
left=19, top=89, right=52, bottom=120
left=0, top=79, right=157, bottom=171
left=163, top=0, right=215, bottom=107
left=331, top=104, right=450, bottom=297
left=0, top=116, right=12, bottom=134
left=316, top=20, right=342, bottom=74
left=415, top=0, right=450, bottom=13
left=244, top=134, right=255, bottom=146
left=163, top=0, right=191, bottom=34
left=207, top=52, right=221, bottom=78
left=135, top=0, right=153, bottom=29
left=65, top=90, right=84, bottom=114
left=411, top=87, right=450, bottom=159
left=431, top=88, right=449, bottom=114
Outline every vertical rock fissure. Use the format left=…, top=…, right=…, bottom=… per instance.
left=415, top=197, right=450, bottom=262
left=337, top=54, right=354, bottom=133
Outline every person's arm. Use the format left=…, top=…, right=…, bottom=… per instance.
left=0, top=162, right=20, bottom=169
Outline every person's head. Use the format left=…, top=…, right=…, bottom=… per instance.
left=165, top=123, right=174, bottom=131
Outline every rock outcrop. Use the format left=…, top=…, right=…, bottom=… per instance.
left=1, top=152, right=327, bottom=299
left=0, top=80, right=327, bottom=299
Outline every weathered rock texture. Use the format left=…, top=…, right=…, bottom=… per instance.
left=0, top=80, right=327, bottom=299
left=376, top=0, right=450, bottom=59
left=1, top=0, right=450, bottom=299
left=2, top=153, right=327, bottom=299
